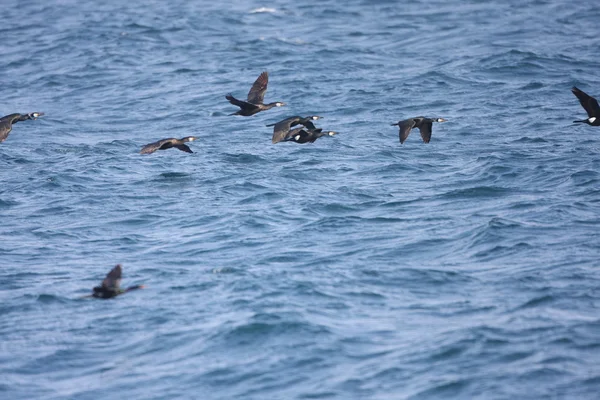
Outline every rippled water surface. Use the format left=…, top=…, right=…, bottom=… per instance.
left=1, top=0, right=599, bottom=399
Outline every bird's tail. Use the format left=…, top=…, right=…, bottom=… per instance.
left=573, top=119, right=587, bottom=124
left=390, top=123, right=399, bottom=126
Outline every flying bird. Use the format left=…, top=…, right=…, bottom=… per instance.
left=283, top=128, right=338, bottom=144
left=140, top=136, right=198, bottom=154
left=226, top=71, right=285, bottom=116
left=572, top=87, right=600, bottom=126
left=87, top=264, right=145, bottom=299
left=391, top=117, right=446, bottom=144
left=268, top=115, right=323, bottom=143
left=0, top=112, right=44, bottom=143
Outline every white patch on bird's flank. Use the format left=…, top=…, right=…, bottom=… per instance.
left=295, top=135, right=301, bottom=141
left=589, top=117, right=596, bottom=123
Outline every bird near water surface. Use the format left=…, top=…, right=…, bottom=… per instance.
left=283, top=128, right=338, bottom=144
left=0, top=112, right=44, bottom=143
left=268, top=115, right=323, bottom=143
left=391, top=117, right=447, bottom=144
left=86, top=264, right=145, bottom=299
left=225, top=71, right=285, bottom=116
left=571, top=86, right=600, bottom=126
left=140, top=136, right=198, bottom=154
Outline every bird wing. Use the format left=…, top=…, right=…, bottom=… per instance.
left=301, top=120, right=317, bottom=130
left=102, top=265, right=122, bottom=290
left=247, top=71, right=269, bottom=104
left=0, top=119, right=13, bottom=142
left=140, top=138, right=176, bottom=154
left=175, top=144, right=193, bottom=153
left=418, top=121, right=433, bottom=143
left=398, top=119, right=415, bottom=144
left=272, top=117, right=301, bottom=143
left=572, top=87, right=600, bottom=117
left=226, top=94, right=260, bottom=112
left=0, top=114, right=23, bottom=143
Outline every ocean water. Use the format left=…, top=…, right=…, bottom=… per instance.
left=1, top=0, right=599, bottom=398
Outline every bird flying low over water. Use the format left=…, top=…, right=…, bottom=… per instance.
left=571, top=87, right=600, bottom=126
left=268, top=115, right=323, bottom=143
left=226, top=71, right=285, bottom=116
left=283, top=128, right=338, bottom=144
left=140, top=136, right=198, bottom=154
left=87, top=264, right=145, bottom=299
left=0, top=112, right=44, bottom=143
left=391, top=117, right=446, bottom=144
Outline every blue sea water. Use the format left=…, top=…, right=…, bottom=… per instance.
left=1, top=0, right=599, bottom=398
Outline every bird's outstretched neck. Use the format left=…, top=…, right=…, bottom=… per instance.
left=125, top=284, right=145, bottom=293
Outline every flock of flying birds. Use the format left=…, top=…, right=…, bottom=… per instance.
left=3, top=71, right=600, bottom=151
left=2, top=72, right=600, bottom=298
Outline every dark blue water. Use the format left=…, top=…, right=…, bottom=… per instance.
left=1, top=0, right=599, bottom=398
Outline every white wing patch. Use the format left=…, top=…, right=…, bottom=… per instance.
left=589, top=117, right=597, bottom=123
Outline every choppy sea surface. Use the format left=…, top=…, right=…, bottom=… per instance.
left=1, top=0, right=599, bottom=399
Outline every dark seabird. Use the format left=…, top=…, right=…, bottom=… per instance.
left=268, top=115, right=323, bottom=143
left=283, top=128, right=338, bottom=144
left=391, top=117, right=446, bottom=144
left=140, top=136, right=198, bottom=154
left=90, top=264, right=144, bottom=299
left=0, top=112, right=44, bottom=143
left=225, top=71, right=285, bottom=116
left=571, top=87, right=600, bottom=126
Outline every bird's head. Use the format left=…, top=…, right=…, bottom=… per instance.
left=275, top=102, right=286, bottom=107
left=182, top=136, right=198, bottom=142
left=327, top=131, right=338, bottom=136
left=435, top=118, right=447, bottom=123
left=28, top=112, right=44, bottom=120
left=308, top=115, right=323, bottom=120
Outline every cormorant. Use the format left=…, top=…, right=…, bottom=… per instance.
left=0, top=112, right=44, bottom=143
left=283, top=128, right=338, bottom=144
left=268, top=115, right=323, bottom=143
left=391, top=117, right=446, bottom=144
left=140, top=136, right=197, bottom=154
left=225, top=71, right=285, bottom=116
left=91, top=264, right=144, bottom=299
left=572, top=87, right=600, bottom=126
